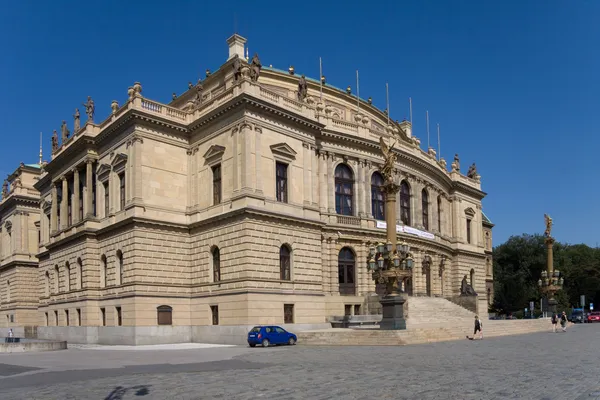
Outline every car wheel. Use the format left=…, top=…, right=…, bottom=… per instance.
left=262, top=339, right=270, bottom=348
left=249, top=344, right=256, bottom=347
left=288, top=337, right=296, bottom=345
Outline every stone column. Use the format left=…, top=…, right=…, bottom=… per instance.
left=60, top=177, right=68, bottom=230
left=364, top=162, right=372, bottom=218
left=327, top=154, right=335, bottom=213
left=318, top=151, right=327, bottom=212
left=51, top=184, right=58, bottom=232
left=85, top=160, right=93, bottom=218
left=310, top=146, right=318, bottom=207
left=302, top=143, right=311, bottom=205
left=232, top=126, right=239, bottom=192
left=132, top=137, right=143, bottom=202
left=330, top=236, right=339, bottom=294
left=240, top=123, right=253, bottom=191
left=413, top=180, right=423, bottom=229
left=13, top=211, right=22, bottom=253
left=432, top=192, right=439, bottom=234
left=73, top=168, right=80, bottom=224
left=108, top=170, right=115, bottom=215
left=21, top=212, right=29, bottom=253
left=186, top=148, right=194, bottom=207
left=321, top=235, right=330, bottom=293
left=255, top=126, right=263, bottom=195
left=452, top=197, right=460, bottom=239
left=357, top=160, right=365, bottom=217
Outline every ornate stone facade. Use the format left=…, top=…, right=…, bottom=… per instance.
left=0, top=34, right=493, bottom=343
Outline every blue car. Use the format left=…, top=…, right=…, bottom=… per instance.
left=247, top=325, right=297, bottom=347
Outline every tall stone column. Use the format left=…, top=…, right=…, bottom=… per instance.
left=327, top=154, right=335, bottom=213
left=330, top=236, right=339, bottom=294
left=302, top=143, right=311, bottom=205
left=432, top=192, right=439, bottom=234
left=254, top=125, right=263, bottom=195
left=73, top=169, right=80, bottom=224
left=321, top=235, right=330, bottom=293
left=413, top=180, right=423, bottom=229
left=51, top=184, right=58, bottom=232
left=318, top=151, right=327, bottom=212
left=132, top=136, right=143, bottom=202
left=240, top=123, right=253, bottom=191
left=357, top=160, right=365, bottom=217
left=232, top=126, right=239, bottom=192
left=60, top=177, right=68, bottom=230
left=85, top=160, right=93, bottom=218
left=21, top=212, right=29, bottom=253
left=310, top=146, right=318, bottom=207
left=364, top=162, right=372, bottom=218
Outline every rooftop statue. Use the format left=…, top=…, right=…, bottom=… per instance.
left=1, top=180, right=8, bottom=200
left=544, top=214, right=553, bottom=237
left=83, top=96, right=95, bottom=122
left=249, top=53, right=262, bottom=82
left=73, top=108, right=81, bottom=132
left=297, top=75, right=308, bottom=102
left=379, top=137, right=397, bottom=183
left=60, top=120, right=70, bottom=143
left=451, top=153, right=460, bottom=172
left=51, top=130, right=59, bottom=153
left=232, top=55, right=242, bottom=81
left=467, top=163, right=478, bottom=179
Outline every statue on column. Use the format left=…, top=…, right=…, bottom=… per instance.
left=51, top=130, right=59, bottom=153
left=83, top=96, right=95, bottom=122
left=60, top=120, right=70, bottom=143
left=297, top=75, right=308, bottom=101
left=379, top=137, right=397, bottom=183
left=544, top=214, right=553, bottom=237
left=73, top=109, right=81, bottom=132
left=1, top=180, right=8, bottom=199
left=249, top=53, right=262, bottom=82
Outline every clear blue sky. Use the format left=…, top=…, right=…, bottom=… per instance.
left=1, top=1, right=598, bottom=247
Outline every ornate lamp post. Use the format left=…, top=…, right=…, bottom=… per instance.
left=538, top=214, right=563, bottom=315
left=365, top=137, right=414, bottom=330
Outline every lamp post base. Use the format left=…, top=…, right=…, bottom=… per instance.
left=379, top=293, right=407, bottom=330
left=548, top=297, right=557, bottom=315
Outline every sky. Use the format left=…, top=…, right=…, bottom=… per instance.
left=0, top=1, right=598, bottom=247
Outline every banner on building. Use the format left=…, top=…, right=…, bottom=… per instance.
left=375, top=221, right=435, bottom=240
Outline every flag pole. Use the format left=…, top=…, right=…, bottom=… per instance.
left=437, top=123, right=441, bottom=161
left=319, top=57, right=323, bottom=100
left=386, top=83, right=390, bottom=125
left=356, top=70, right=360, bottom=112
left=409, top=97, right=413, bottom=126
left=426, top=110, right=430, bottom=149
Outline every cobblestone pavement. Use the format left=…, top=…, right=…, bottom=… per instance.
left=1, top=325, right=600, bottom=399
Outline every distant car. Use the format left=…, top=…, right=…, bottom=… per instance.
left=570, top=310, right=586, bottom=324
left=247, top=325, right=297, bottom=348
left=587, top=312, right=600, bottom=323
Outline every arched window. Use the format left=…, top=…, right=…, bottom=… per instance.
left=371, top=172, right=385, bottom=220
left=212, top=247, right=221, bottom=282
left=470, top=268, right=475, bottom=287
left=6, top=280, right=10, bottom=303
left=101, top=255, right=107, bottom=288
left=116, top=250, right=123, bottom=285
left=400, top=181, right=411, bottom=226
left=421, top=189, right=429, bottom=231
left=45, top=271, right=50, bottom=297
left=157, top=305, right=173, bottom=325
left=437, top=195, right=442, bottom=233
left=335, top=164, right=354, bottom=216
left=485, top=231, right=491, bottom=249
left=65, top=262, right=71, bottom=292
left=338, top=247, right=356, bottom=296
left=486, top=258, right=491, bottom=276
left=54, top=265, right=59, bottom=293
left=77, top=258, right=83, bottom=289
left=280, top=245, right=291, bottom=280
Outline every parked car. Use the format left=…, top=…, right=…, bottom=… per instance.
left=570, top=309, right=586, bottom=323
left=587, top=312, right=600, bottom=323
left=247, top=326, right=297, bottom=348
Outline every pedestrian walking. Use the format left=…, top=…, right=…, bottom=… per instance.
left=560, top=311, right=568, bottom=332
left=551, top=313, right=558, bottom=333
left=474, top=315, right=483, bottom=340
left=8, top=328, right=13, bottom=343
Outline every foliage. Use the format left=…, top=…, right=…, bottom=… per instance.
left=492, top=234, right=600, bottom=314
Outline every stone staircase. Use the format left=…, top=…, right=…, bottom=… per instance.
left=407, top=297, right=475, bottom=328
left=298, top=318, right=555, bottom=346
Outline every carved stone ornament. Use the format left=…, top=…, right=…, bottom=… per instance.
left=73, top=109, right=81, bottom=132
left=60, top=120, right=70, bottom=143
left=460, top=275, right=477, bottom=296
left=297, top=75, right=308, bottom=102
left=249, top=53, right=262, bottom=82
left=232, top=55, right=243, bottom=81
left=451, top=153, right=460, bottom=172
left=111, top=100, right=119, bottom=114
left=544, top=214, right=553, bottom=238
left=83, top=96, right=95, bottom=122
left=467, top=163, right=478, bottom=179
left=51, top=130, right=59, bottom=153
left=1, top=180, right=8, bottom=199
left=379, top=137, right=397, bottom=183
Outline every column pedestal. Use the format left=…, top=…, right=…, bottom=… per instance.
left=379, top=293, right=407, bottom=330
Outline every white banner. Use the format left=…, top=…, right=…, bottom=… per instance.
left=375, top=221, right=435, bottom=240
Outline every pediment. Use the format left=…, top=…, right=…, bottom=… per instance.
left=270, top=143, right=297, bottom=161
left=96, top=163, right=111, bottom=180
left=110, top=153, right=128, bottom=170
left=203, top=145, right=226, bottom=162
left=464, top=207, right=476, bottom=217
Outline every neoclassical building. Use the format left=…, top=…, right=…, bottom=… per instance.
left=0, top=34, right=494, bottom=344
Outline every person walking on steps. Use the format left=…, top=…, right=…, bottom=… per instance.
left=474, top=315, right=483, bottom=340
left=560, top=311, right=568, bottom=332
left=551, top=313, right=558, bottom=333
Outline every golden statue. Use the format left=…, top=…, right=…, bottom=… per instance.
left=544, top=214, right=553, bottom=237
left=379, top=136, right=397, bottom=182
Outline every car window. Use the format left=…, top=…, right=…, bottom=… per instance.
left=265, top=327, right=271, bottom=333
left=275, top=327, right=285, bottom=333
left=250, top=327, right=260, bottom=333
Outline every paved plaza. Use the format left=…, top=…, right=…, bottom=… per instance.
left=1, top=325, right=600, bottom=399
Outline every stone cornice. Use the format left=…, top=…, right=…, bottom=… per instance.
left=0, top=194, right=40, bottom=216
left=452, top=181, right=487, bottom=200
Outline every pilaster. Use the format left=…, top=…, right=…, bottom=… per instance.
left=310, top=146, right=318, bottom=207
left=60, top=177, right=68, bottom=230
left=232, top=125, right=239, bottom=192
left=84, top=160, right=93, bottom=218
left=318, top=151, right=327, bottom=212
left=254, top=125, right=263, bottom=195
left=364, top=161, right=372, bottom=218
left=327, top=153, right=335, bottom=213
left=240, top=122, right=253, bottom=192
left=50, top=184, right=58, bottom=233
left=302, top=143, right=311, bottom=205
left=357, top=160, right=365, bottom=217
left=72, top=168, right=80, bottom=224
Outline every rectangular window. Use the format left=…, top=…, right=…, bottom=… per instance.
left=354, top=304, right=361, bottom=315
left=212, top=165, right=221, bottom=205
left=79, top=176, right=84, bottom=220
left=100, top=308, right=106, bottom=326
left=57, top=191, right=62, bottom=228
left=45, top=312, right=48, bottom=326
left=276, top=162, right=288, bottom=203
left=54, top=310, right=58, bottom=326
left=76, top=308, right=81, bottom=326
left=65, top=309, right=70, bottom=326
left=466, top=219, right=472, bottom=244
left=157, top=306, right=173, bottom=325
left=284, top=304, right=294, bottom=324
left=211, top=305, right=219, bottom=325
left=116, top=306, right=122, bottom=326
left=103, top=181, right=109, bottom=217
left=119, top=173, right=125, bottom=211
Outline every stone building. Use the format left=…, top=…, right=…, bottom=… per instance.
left=0, top=163, right=42, bottom=333
left=2, top=34, right=493, bottom=344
